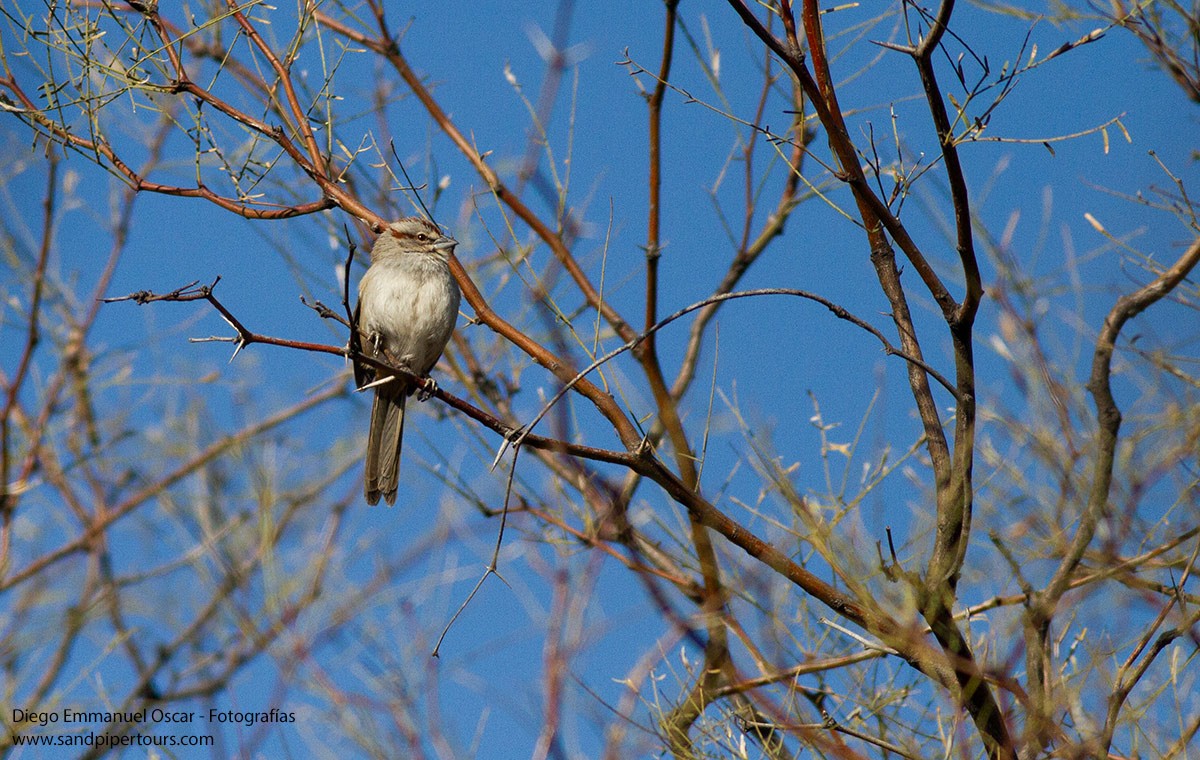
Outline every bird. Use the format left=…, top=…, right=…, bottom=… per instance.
left=353, top=217, right=461, bottom=506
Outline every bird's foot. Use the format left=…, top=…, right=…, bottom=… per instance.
left=417, top=376, right=438, bottom=402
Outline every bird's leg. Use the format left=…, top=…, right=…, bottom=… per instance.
left=417, top=376, right=438, bottom=402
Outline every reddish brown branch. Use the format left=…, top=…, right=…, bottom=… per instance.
left=722, top=0, right=951, bottom=475
left=0, top=72, right=335, bottom=221
left=312, top=7, right=638, bottom=346
left=222, top=0, right=328, bottom=175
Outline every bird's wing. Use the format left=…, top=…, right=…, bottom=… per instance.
left=351, top=301, right=372, bottom=389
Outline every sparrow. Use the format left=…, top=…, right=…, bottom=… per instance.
left=354, top=217, right=461, bottom=505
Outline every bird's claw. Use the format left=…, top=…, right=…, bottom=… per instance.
left=417, top=377, right=438, bottom=402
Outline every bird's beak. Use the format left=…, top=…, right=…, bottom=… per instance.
left=433, top=236, right=457, bottom=252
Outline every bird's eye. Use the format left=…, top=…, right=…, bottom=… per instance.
left=416, top=233, right=428, bottom=242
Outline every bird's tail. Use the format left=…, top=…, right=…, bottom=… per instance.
left=365, top=382, right=407, bottom=506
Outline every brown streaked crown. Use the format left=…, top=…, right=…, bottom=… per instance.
left=386, top=217, right=444, bottom=247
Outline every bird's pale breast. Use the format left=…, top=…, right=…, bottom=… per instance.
left=358, top=254, right=459, bottom=376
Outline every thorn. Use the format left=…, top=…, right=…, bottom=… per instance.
left=356, top=374, right=397, bottom=392
left=490, top=566, right=513, bottom=590
left=490, top=439, right=510, bottom=470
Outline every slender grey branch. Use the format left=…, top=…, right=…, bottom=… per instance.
left=506, top=287, right=958, bottom=456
